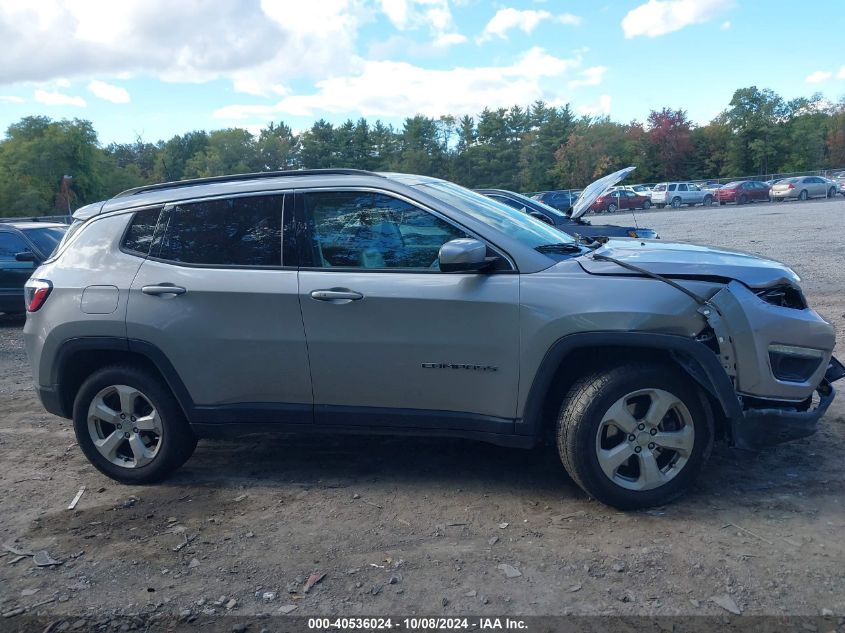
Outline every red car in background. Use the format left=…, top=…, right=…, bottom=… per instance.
left=589, top=189, right=652, bottom=213
left=715, top=180, right=771, bottom=205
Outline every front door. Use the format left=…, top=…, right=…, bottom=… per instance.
left=295, top=189, right=520, bottom=433
left=126, top=193, right=312, bottom=423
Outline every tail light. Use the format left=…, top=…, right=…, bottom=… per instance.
left=787, top=183, right=795, bottom=190
left=664, top=192, right=669, bottom=201
left=24, top=279, right=52, bottom=312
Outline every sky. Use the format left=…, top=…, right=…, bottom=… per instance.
left=1, top=0, right=844, bottom=145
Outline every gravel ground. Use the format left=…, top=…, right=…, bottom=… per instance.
left=1, top=196, right=844, bottom=630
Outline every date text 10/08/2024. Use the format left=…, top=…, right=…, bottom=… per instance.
left=307, top=618, right=528, bottom=630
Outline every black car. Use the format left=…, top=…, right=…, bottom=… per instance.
left=476, top=188, right=658, bottom=240
left=531, top=190, right=579, bottom=213
left=0, top=221, right=67, bottom=314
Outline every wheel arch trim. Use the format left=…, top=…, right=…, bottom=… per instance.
left=519, top=331, right=742, bottom=437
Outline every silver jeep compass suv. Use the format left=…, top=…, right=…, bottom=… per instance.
left=23, top=168, right=844, bottom=509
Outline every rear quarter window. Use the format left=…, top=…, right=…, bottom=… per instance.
left=121, top=208, right=163, bottom=256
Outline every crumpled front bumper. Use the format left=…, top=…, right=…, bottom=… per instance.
left=731, top=357, right=844, bottom=449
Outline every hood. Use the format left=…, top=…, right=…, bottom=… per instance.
left=579, top=239, right=800, bottom=288
left=570, top=166, right=636, bottom=220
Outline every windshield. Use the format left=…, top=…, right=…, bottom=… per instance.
left=722, top=181, right=744, bottom=188
left=414, top=180, right=577, bottom=247
left=22, top=226, right=66, bottom=257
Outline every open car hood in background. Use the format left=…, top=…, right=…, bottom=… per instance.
left=569, top=166, right=637, bottom=220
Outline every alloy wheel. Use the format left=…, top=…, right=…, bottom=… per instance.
left=87, top=385, right=162, bottom=468
left=594, top=388, right=695, bottom=491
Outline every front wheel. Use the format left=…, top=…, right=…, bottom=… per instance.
left=556, top=363, right=713, bottom=509
left=73, top=365, right=197, bottom=484
left=642, top=200, right=651, bottom=210
left=607, top=203, right=617, bottom=213
left=828, top=187, right=837, bottom=199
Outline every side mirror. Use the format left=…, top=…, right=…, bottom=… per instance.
left=438, top=238, right=489, bottom=273
left=528, top=212, right=553, bottom=225
left=15, top=251, right=37, bottom=263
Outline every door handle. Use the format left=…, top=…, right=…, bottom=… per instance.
left=142, top=284, right=187, bottom=296
left=310, top=289, right=363, bottom=302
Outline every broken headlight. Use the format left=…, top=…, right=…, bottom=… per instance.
left=755, top=285, right=806, bottom=309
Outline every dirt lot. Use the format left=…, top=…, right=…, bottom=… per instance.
left=1, top=197, right=844, bottom=628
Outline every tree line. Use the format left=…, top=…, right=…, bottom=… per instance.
left=1, top=86, right=844, bottom=216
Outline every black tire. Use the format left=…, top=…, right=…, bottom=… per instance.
left=799, top=189, right=808, bottom=201
left=657, top=204, right=665, bottom=209
left=73, top=365, right=197, bottom=484
left=702, top=195, right=713, bottom=207
left=642, top=200, right=651, bottom=210
left=719, top=201, right=726, bottom=206
left=556, top=363, right=713, bottom=510
left=737, top=194, right=748, bottom=205
left=607, top=203, right=617, bottom=213
left=828, top=187, right=837, bottom=199
left=671, top=197, right=682, bottom=209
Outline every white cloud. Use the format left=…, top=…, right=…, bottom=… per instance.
left=34, top=89, right=86, bottom=107
left=214, top=47, right=581, bottom=121
left=377, top=0, right=464, bottom=48
left=577, top=95, right=611, bottom=116
left=0, top=0, right=366, bottom=93
left=433, top=32, right=467, bottom=47
left=88, top=79, right=130, bottom=103
left=838, top=66, right=845, bottom=80
left=0, top=95, right=24, bottom=103
left=478, top=8, right=580, bottom=42
left=622, top=0, right=732, bottom=38
left=806, top=70, right=833, bottom=84
left=720, top=20, right=731, bottom=29
left=568, top=66, right=607, bottom=89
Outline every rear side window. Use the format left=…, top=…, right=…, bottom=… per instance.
left=0, top=232, right=29, bottom=261
left=122, top=208, right=163, bottom=255
left=158, top=195, right=283, bottom=267
left=668, top=184, right=677, bottom=191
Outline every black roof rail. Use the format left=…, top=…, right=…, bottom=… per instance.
left=114, top=168, right=384, bottom=198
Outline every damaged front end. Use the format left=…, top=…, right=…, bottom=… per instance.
left=701, top=280, right=843, bottom=449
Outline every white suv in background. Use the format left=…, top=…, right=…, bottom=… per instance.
left=650, top=182, right=714, bottom=209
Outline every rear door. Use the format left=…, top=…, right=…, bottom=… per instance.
left=126, top=193, right=312, bottom=423
left=0, top=231, right=37, bottom=312
left=295, top=188, right=520, bottom=432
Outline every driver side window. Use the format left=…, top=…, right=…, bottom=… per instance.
left=304, top=191, right=468, bottom=270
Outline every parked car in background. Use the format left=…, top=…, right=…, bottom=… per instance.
left=714, top=180, right=771, bottom=205
left=531, top=190, right=578, bottom=213
left=770, top=176, right=837, bottom=201
left=0, top=221, right=67, bottom=314
left=477, top=188, right=658, bottom=240
left=650, top=182, right=714, bottom=209
left=608, top=184, right=652, bottom=196
left=833, top=171, right=845, bottom=195
left=765, top=178, right=784, bottom=187
left=590, top=189, right=652, bottom=212
left=697, top=181, right=721, bottom=192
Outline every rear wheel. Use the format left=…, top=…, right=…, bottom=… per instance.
left=671, top=197, right=682, bottom=209
left=702, top=195, right=713, bottom=207
left=657, top=204, right=665, bottom=209
left=73, top=365, right=197, bottom=484
left=799, top=189, right=808, bottom=201
left=556, top=363, right=713, bottom=509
